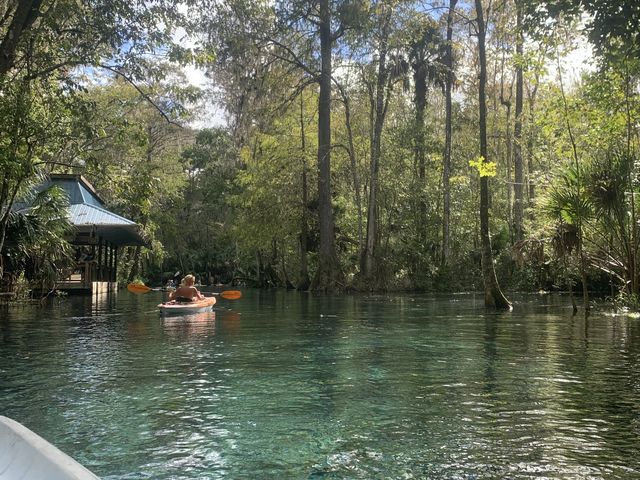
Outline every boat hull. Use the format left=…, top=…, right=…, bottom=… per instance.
left=0, top=416, right=99, bottom=480
left=158, top=297, right=216, bottom=315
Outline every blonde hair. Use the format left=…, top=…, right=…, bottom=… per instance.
left=182, top=274, right=196, bottom=286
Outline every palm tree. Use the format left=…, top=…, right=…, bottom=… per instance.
left=2, top=183, right=73, bottom=295
left=585, top=149, right=639, bottom=297
left=407, top=16, right=446, bottom=183
left=406, top=18, right=447, bottom=253
left=543, top=164, right=593, bottom=314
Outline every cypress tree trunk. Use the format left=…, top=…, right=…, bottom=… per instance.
left=526, top=81, right=540, bottom=207
left=311, top=0, right=342, bottom=291
left=346, top=94, right=364, bottom=260
left=362, top=6, right=391, bottom=285
left=500, top=87, right=512, bottom=241
left=362, top=59, right=387, bottom=280
left=513, top=1, right=524, bottom=242
left=297, top=93, right=310, bottom=290
left=442, top=0, right=457, bottom=268
left=414, top=67, right=428, bottom=249
left=337, top=82, right=364, bottom=262
left=475, top=0, right=511, bottom=309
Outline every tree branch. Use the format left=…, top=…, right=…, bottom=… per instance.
left=262, top=37, right=319, bottom=81
left=99, top=64, right=183, bottom=127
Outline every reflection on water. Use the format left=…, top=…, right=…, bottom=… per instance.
left=1, top=291, right=640, bottom=479
left=162, top=312, right=217, bottom=337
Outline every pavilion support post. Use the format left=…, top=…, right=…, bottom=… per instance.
left=108, top=243, right=113, bottom=282
left=114, top=247, right=119, bottom=282
left=98, top=239, right=103, bottom=282
left=91, top=244, right=96, bottom=281
left=110, top=244, right=115, bottom=282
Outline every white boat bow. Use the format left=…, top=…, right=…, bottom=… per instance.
left=0, top=416, right=99, bottom=479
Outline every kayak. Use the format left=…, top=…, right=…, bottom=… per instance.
left=0, top=416, right=99, bottom=480
left=158, top=296, right=216, bottom=315
left=127, top=283, right=152, bottom=294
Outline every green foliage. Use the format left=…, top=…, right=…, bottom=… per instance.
left=524, top=0, right=640, bottom=59
left=529, top=58, right=640, bottom=297
left=229, top=98, right=318, bottom=280
left=2, top=184, right=73, bottom=293
left=0, top=73, right=95, bottom=281
left=0, top=0, right=198, bottom=289
left=611, top=291, right=640, bottom=312
left=0, top=1, right=193, bottom=81
left=75, top=76, right=198, bottom=280
left=3, top=0, right=640, bottom=299
left=175, top=127, right=239, bottom=275
left=543, top=164, right=592, bottom=225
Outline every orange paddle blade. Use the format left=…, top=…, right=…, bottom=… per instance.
left=127, top=283, right=152, bottom=294
left=219, top=290, right=242, bottom=300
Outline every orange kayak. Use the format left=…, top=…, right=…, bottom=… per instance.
left=127, top=283, right=152, bottom=294
left=158, top=297, right=216, bottom=315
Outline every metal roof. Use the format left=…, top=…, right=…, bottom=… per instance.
left=51, top=178, right=103, bottom=208
left=68, top=203, right=136, bottom=226
left=47, top=175, right=147, bottom=246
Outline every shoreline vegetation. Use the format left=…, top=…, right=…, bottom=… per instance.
left=2, top=287, right=637, bottom=319
left=1, top=1, right=640, bottom=310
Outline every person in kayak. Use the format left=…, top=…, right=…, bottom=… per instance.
left=168, top=274, right=205, bottom=303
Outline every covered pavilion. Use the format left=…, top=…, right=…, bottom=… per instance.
left=47, top=174, right=147, bottom=294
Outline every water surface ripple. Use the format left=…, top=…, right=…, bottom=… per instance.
left=1, top=292, right=640, bottom=479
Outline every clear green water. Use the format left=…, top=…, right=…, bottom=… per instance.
left=2, top=291, right=640, bottom=479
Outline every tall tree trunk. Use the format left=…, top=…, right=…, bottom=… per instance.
left=297, top=92, right=310, bottom=290
left=526, top=83, right=539, bottom=207
left=256, top=250, right=262, bottom=287
left=362, top=7, right=391, bottom=284
left=311, top=0, right=342, bottom=291
left=499, top=78, right=513, bottom=242
left=442, top=0, right=457, bottom=268
left=475, top=0, right=511, bottom=309
left=337, top=82, right=364, bottom=261
left=0, top=0, right=42, bottom=77
left=414, top=67, right=428, bottom=249
left=513, top=1, right=524, bottom=242
left=623, top=66, right=638, bottom=295
left=281, top=252, right=294, bottom=289
left=414, top=79, right=426, bottom=178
